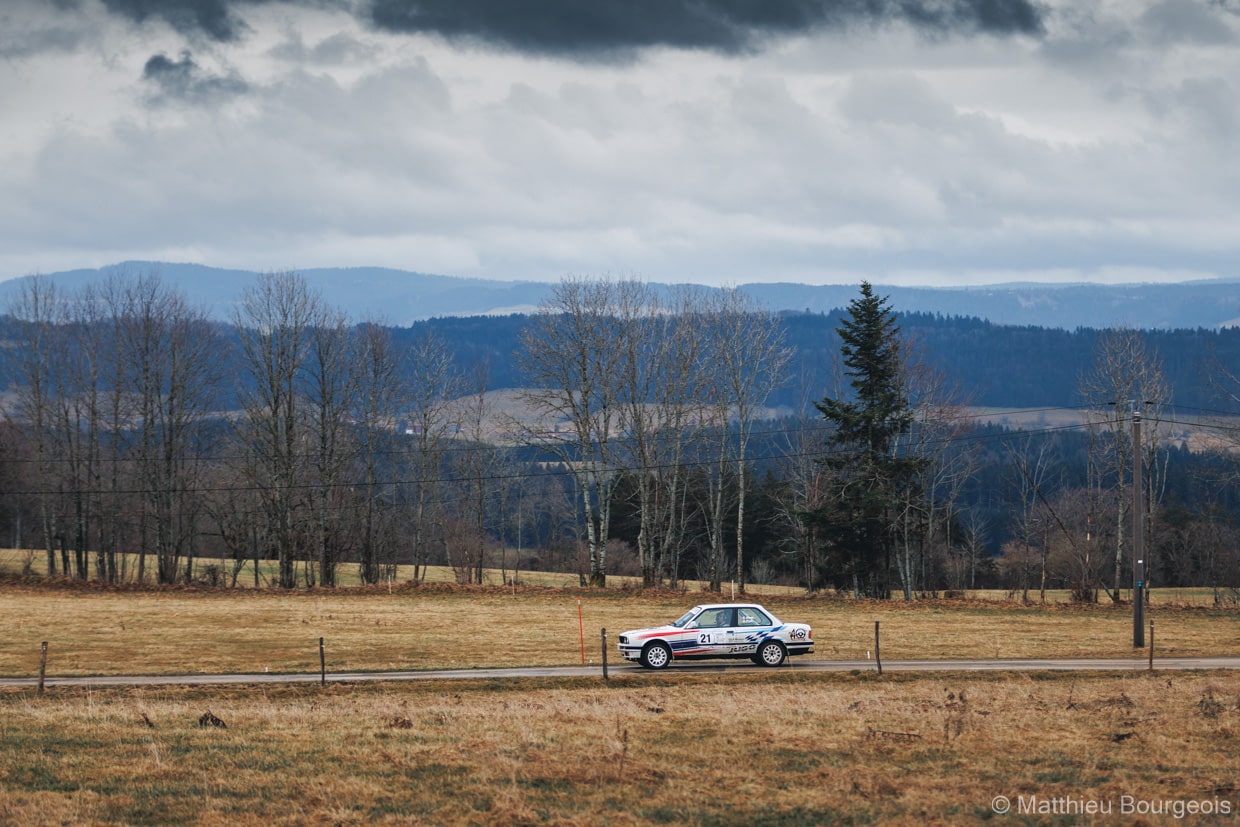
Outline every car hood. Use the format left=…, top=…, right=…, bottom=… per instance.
left=619, top=624, right=681, bottom=639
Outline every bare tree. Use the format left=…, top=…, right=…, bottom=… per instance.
left=454, top=363, right=504, bottom=585
left=697, top=288, right=791, bottom=592
left=774, top=404, right=830, bottom=592
left=517, top=276, right=631, bottom=587
left=1080, top=329, right=1170, bottom=601
left=1005, top=435, right=1057, bottom=602
left=9, top=277, right=66, bottom=577
left=116, top=274, right=221, bottom=584
left=1046, top=487, right=1110, bottom=602
left=59, top=286, right=108, bottom=580
left=893, top=342, right=978, bottom=598
left=303, top=307, right=357, bottom=587
left=201, top=459, right=270, bottom=587
left=232, top=273, right=321, bottom=589
left=956, top=510, right=990, bottom=592
left=350, top=320, right=405, bottom=584
left=613, top=284, right=705, bottom=587
left=402, top=330, right=461, bottom=582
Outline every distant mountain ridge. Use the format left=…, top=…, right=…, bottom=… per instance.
left=3, top=261, right=1238, bottom=329
left=0, top=262, right=549, bottom=325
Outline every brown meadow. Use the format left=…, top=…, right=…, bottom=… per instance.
left=2, top=672, right=1238, bottom=825
left=0, top=575, right=1237, bottom=679
left=1, top=570, right=1238, bottom=824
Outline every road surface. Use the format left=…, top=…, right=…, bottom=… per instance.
left=3, top=656, right=1239, bottom=689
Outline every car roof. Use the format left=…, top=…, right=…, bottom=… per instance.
left=691, top=603, right=769, bottom=611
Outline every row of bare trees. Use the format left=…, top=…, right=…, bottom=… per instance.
left=515, top=277, right=791, bottom=589
left=5, top=271, right=1240, bottom=597
left=5, top=271, right=542, bottom=587
left=996, top=329, right=1230, bottom=603
left=3, top=271, right=801, bottom=590
left=10, top=274, right=220, bottom=584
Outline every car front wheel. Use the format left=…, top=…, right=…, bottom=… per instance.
left=753, top=640, right=787, bottom=667
left=640, top=641, right=673, bottom=669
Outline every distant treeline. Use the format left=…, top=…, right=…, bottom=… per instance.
left=2, top=309, right=1237, bottom=413
left=382, top=312, right=1240, bottom=413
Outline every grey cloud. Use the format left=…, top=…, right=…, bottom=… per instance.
left=76, top=0, right=1044, bottom=50
left=1141, top=75, right=1239, bottom=145
left=100, top=0, right=255, bottom=40
left=367, top=0, right=1046, bottom=56
left=1140, top=0, right=1235, bottom=45
left=269, top=31, right=377, bottom=64
left=143, top=51, right=248, bottom=103
left=1, top=0, right=95, bottom=58
left=0, top=24, right=88, bottom=58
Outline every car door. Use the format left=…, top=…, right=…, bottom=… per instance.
left=692, top=607, right=734, bottom=654
left=729, top=606, right=775, bottom=653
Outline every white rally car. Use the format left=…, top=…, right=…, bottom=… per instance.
left=617, top=603, right=813, bottom=669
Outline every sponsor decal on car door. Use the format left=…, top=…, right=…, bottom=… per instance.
left=730, top=606, right=774, bottom=653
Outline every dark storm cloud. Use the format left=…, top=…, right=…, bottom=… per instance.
left=143, top=51, right=248, bottom=102
left=100, top=0, right=255, bottom=40
left=84, top=0, right=1043, bottom=49
left=367, top=0, right=1045, bottom=55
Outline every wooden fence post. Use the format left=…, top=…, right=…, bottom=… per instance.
left=38, top=641, right=47, bottom=695
left=1148, top=622, right=1154, bottom=671
left=319, top=637, right=326, bottom=686
left=601, top=628, right=609, bottom=682
left=874, top=621, right=882, bottom=676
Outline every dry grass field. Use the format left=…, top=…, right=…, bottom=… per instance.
left=1, top=575, right=1239, bottom=680
left=2, top=672, right=1238, bottom=825
left=0, top=570, right=1238, bottom=824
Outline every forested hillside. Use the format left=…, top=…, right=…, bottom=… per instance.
left=404, top=311, right=1240, bottom=412
left=2, top=308, right=1237, bottom=413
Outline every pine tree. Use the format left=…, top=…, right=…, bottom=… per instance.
left=808, top=282, right=921, bottom=599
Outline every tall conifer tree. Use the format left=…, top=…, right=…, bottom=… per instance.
left=808, top=282, right=921, bottom=598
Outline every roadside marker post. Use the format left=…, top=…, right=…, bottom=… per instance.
left=578, top=598, right=585, bottom=665
left=38, top=641, right=47, bottom=695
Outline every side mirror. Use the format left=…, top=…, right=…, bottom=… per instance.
left=685, top=622, right=699, bottom=630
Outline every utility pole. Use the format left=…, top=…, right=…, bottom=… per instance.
left=1132, top=405, right=1145, bottom=648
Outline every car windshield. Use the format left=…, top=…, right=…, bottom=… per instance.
left=670, top=608, right=699, bottom=628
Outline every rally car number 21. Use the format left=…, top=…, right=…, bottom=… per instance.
left=616, top=603, right=813, bottom=669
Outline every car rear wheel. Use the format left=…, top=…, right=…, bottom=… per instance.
left=754, top=640, right=786, bottom=667
left=640, top=641, right=673, bottom=669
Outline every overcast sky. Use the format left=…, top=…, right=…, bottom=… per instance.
left=2, top=0, right=1238, bottom=286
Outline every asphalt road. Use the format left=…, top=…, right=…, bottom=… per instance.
left=3, top=656, right=1240, bottom=689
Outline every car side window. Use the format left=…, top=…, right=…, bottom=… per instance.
left=699, top=609, right=732, bottom=628
left=738, top=608, right=770, bottom=627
